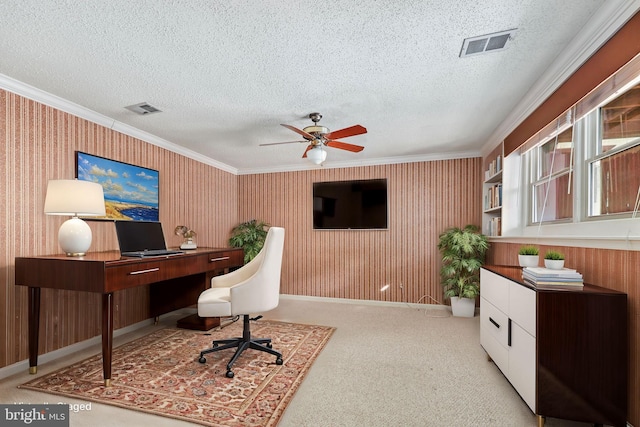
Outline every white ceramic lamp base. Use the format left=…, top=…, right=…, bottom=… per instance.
left=58, top=216, right=93, bottom=256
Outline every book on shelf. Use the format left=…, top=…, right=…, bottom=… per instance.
left=486, top=156, right=502, bottom=177
left=485, top=183, right=502, bottom=210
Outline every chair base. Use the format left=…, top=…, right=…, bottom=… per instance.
left=198, top=314, right=283, bottom=378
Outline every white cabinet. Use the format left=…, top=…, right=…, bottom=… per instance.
left=480, top=266, right=628, bottom=427
left=480, top=268, right=536, bottom=411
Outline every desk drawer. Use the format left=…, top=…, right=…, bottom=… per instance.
left=106, top=257, right=200, bottom=291
left=206, top=250, right=243, bottom=270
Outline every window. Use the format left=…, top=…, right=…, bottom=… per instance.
left=512, top=57, right=640, bottom=242
left=588, top=84, right=640, bottom=217
left=530, top=127, right=574, bottom=223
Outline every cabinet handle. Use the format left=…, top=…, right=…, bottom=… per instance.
left=128, top=268, right=160, bottom=275
left=489, top=317, right=500, bottom=329
left=209, top=256, right=230, bottom=262
left=508, top=318, right=512, bottom=347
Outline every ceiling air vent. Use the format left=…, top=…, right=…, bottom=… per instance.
left=459, top=29, right=517, bottom=58
left=125, top=102, right=162, bottom=115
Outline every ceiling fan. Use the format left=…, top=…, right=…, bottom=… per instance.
left=260, top=113, right=367, bottom=164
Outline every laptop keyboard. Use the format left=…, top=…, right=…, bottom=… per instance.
left=121, top=249, right=184, bottom=258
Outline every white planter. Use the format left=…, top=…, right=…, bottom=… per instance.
left=544, top=259, right=565, bottom=270
left=450, top=296, right=476, bottom=317
left=518, top=254, right=539, bottom=268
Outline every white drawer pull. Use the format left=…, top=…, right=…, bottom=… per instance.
left=210, top=256, right=230, bottom=262
left=129, top=268, right=160, bottom=275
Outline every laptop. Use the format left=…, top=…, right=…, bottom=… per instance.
left=115, top=220, right=184, bottom=257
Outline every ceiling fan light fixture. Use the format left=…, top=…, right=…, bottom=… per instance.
left=307, top=146, right=327, bottom=165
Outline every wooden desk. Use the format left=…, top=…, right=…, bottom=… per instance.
left=15, top=247, right=243, bottom=386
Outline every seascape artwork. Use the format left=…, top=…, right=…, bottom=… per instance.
left=76, top=152, right=159, bottom=221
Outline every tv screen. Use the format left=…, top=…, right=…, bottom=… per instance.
left=313, top=179, right=388, bottom=230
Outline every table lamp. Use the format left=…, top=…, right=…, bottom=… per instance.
left=44, top=179, right=106, bottom=256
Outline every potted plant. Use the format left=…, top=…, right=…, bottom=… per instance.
left=437, top=224, right=489, bottom=317
left=175, top=225, right=197, bottom=249
left=518, top=245, right=539, bottom=267
left=229, top=219, right=270, bottom=264
left=544, top=250, right=565, bottom=270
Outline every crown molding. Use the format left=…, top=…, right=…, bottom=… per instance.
left=0, top=73, right=239, bottom=175
left=480, top=0, right=640, bottom=157
left=1, top=72, right=476, bottom=176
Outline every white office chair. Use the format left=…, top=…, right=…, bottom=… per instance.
left=197, top=227, right=285, bottom=378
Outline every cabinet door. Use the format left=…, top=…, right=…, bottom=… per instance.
left=508, top=321, right=536, bottom=412
left=480, top=297, right=509, bottom=375
left=509, top=282, right=536, bottom=337
left=480, top=269, right=509, bottom=313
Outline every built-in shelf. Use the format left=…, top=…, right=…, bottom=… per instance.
left=483, top=143, right=503, bottom=237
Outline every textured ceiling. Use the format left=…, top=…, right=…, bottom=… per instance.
left=1, top=1, right=639, bottom=174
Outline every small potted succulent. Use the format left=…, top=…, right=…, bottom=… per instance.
left=518, top=245, right=539, bottom=268
left=544, top=250, right=565, bottom=270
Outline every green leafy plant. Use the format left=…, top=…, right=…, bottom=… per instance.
left=518, top=245, right=539, bottom=256
left=228, top=219, right=270, bottom=264
left=437, top=224, right=489, bottom=300
left=544, top=250, right=565, bottom=260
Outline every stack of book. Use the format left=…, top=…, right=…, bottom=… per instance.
left=522, top=266, right=584, bottom=289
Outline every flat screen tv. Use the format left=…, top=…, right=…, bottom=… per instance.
left=313, top=179, right=388, bottom=230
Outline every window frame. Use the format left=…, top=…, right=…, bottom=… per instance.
left=514, top=74, right=640, bottom=243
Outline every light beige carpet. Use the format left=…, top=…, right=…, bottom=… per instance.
left=19, top=320, right=335, bottom=427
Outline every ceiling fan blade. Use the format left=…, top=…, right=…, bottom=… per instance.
left=259, top=140, right=306, bottom=146
left=302, top=144, right=314, bottom=158
left=326, top=140, right=364, bottom=153
left=324, top=125, right=367, bottom=140
left=281, top=124, right=315, bottom=140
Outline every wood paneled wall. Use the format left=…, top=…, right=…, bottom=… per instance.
left=0, top=89, right=238, bottom=368
left=1, top=87, right=484, bottom=372
left=487, top=242, right=640, bottom=425
left=238, top=159, right=483, bottom=304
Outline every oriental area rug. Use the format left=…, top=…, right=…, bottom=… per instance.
left=20, top=320, right=335, bottom=426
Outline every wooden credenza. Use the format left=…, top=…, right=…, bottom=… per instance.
left=480, top=265, right=628, bottom=427
left=15, top=247, right=243, bottom=386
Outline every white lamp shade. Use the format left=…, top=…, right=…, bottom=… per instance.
left=44, top=179, right=106, bottom=216
left=44, top=179, right=105, bottom=256
left=307, top=146, right=327, bottom=165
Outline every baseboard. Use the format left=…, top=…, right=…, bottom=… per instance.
left=279, top=294, right=449, bottom=311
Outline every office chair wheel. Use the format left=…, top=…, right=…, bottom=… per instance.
left=266, top=343, right=272, bottom=349
left=226, top=370, right=234, bottom=378
left=198, top=356, right=206, bottom=364
left=276, top=357, right=283, bottom=365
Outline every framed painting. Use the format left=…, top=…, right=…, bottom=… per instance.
left=75, top=151, right=159, bottom=221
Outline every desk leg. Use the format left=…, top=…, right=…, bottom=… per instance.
left=28, top=287, right=41, bottom=374
left=102, top=293, right=114, bottom=387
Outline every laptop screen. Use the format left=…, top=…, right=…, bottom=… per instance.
left=115, top=221, right=168, bottom=253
